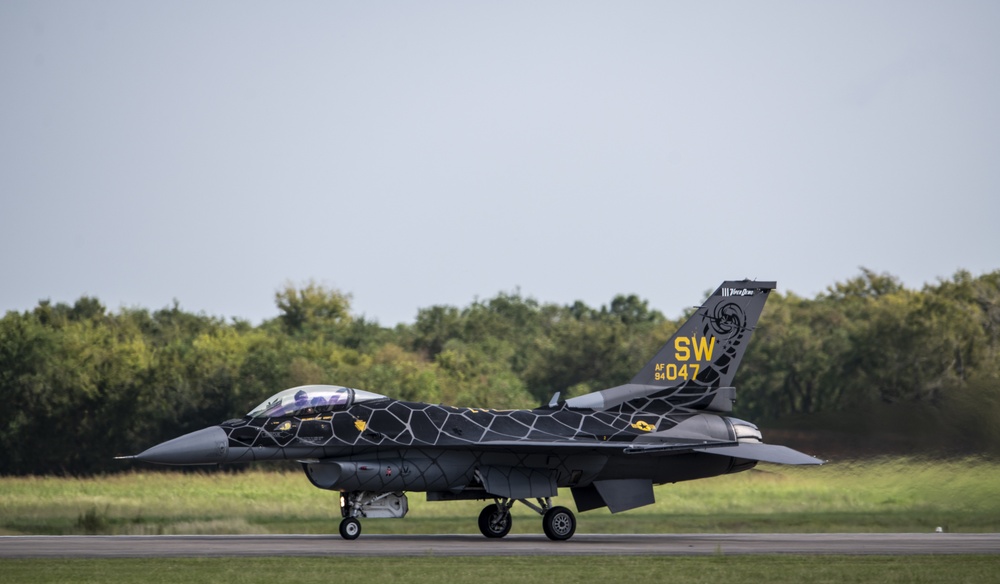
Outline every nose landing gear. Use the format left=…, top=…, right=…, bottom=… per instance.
left=337, top=491, right=409, bottom=540
left=339, top=517, right=361, bottom=540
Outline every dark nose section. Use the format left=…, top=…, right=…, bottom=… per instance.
left=133, top=426, right=229, bottom=465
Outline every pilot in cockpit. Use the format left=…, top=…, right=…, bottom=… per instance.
left=294, top=389, right=312, bottom=415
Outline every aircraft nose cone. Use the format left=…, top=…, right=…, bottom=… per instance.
left=134, top=426, right=229, bottom=465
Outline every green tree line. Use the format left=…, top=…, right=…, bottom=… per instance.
left=1, top=270, right=998, bottom=475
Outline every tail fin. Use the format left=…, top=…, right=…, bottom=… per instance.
left=632, top=280, right=775, bottom=388
left=565, top=280, right=775, bottom=413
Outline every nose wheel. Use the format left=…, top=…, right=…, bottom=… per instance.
left=339, top=517, right=361, bottom=540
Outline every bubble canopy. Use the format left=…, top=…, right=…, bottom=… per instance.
left=246, top=385, right=387, bottom=418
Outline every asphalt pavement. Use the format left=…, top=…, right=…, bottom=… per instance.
left=2, top=533, right=998, bottom=558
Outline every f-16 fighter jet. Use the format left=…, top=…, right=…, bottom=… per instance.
left=123, top=280, right=821, bottom=540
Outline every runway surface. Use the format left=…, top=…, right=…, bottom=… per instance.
left=2, top=533, right=998, bottom=558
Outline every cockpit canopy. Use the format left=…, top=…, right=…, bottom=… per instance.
left=246, top=385, right=387, bottom=419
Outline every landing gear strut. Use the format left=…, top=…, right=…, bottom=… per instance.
left=476, top=497, right=577, bottom=541
left=339, top=492, right=364, bottom=541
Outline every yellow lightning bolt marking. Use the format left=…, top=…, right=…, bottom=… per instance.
left=631, top=420, right=656, bottom=432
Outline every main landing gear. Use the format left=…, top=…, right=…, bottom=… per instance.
left=477, top=497, right=577, bottom=541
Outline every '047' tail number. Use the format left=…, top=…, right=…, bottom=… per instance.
left=654, top=363, right=699, bottom=381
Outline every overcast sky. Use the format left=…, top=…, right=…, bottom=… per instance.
left=2, top=1, right=998, bottom=326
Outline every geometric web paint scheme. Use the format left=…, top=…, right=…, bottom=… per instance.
left=125, top=280, right=821, bottom=540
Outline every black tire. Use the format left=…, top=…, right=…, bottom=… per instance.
left=542, top=506, right=576, bottom=541
left=339, top=517, right=361, bottom=540
left=478, top=504, right=512, bottom=538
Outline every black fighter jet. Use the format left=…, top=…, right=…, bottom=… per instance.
left=123, top=280, right=821, bottom=540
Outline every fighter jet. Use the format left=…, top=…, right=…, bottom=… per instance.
left=123, top=280, right=821, bottom=540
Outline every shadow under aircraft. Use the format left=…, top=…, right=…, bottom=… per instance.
left=122, top=280, right=821, bottom=541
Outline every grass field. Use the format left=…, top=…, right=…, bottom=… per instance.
left=2, top=556, right=1000, bottom=584
left=2, top=457, right=999, bottom=536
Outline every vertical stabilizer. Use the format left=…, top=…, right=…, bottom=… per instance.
left=631, top=280, right=775, bottom=388
left=565, top=280, right=775, bottom=413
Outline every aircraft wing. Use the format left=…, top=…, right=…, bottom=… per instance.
left=423, top=438, right=823, bottom=465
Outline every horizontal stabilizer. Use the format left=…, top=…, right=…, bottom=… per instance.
left=692, top=442, right=823, bottom=465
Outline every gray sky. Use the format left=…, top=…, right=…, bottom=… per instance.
left=2, top=1, right=998, bottom=326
